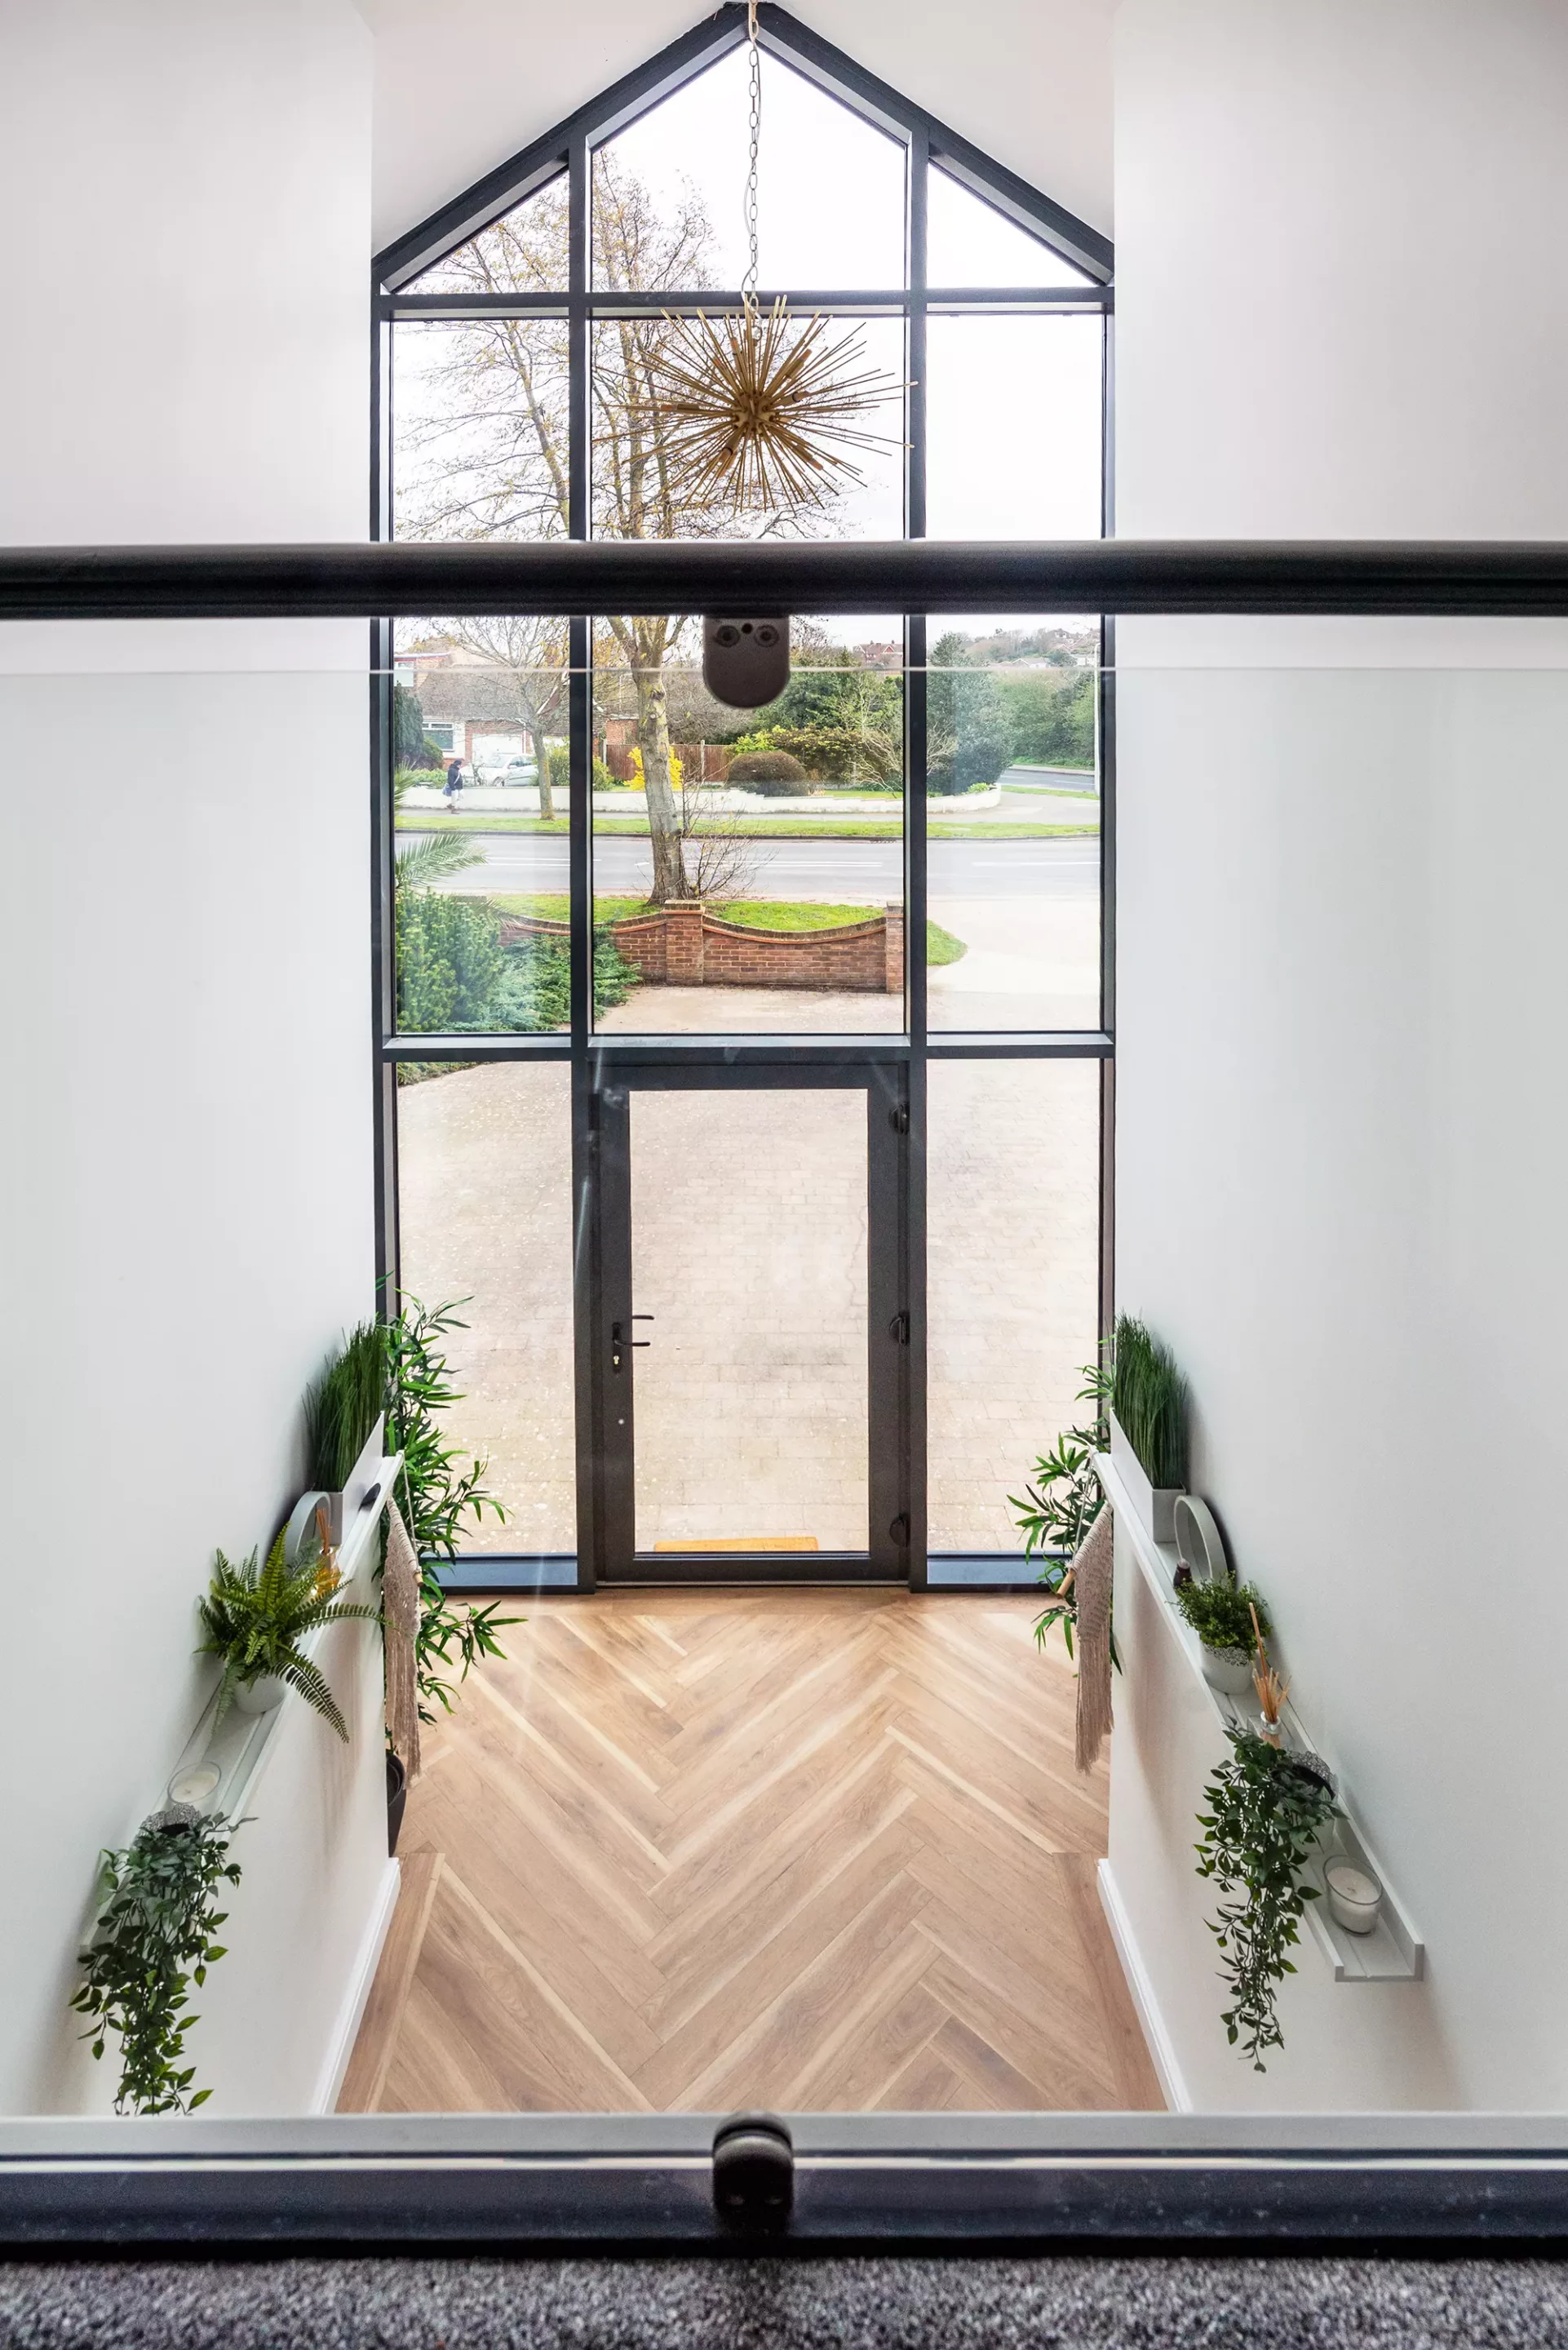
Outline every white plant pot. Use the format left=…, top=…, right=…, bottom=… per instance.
left=1198, top=1643, right=1256, bottom=1696
left=321, top=1413, right=387, bottom=1546
left=1109, top=1411, right=1183, bottom=1543
left=233, top=1674, right=288, bottom=1715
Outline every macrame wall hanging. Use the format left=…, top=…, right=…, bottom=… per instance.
left=651, top=2, right=906, bottom=514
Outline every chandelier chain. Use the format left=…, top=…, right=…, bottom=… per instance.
left=743, top=4, right=761, bottom=304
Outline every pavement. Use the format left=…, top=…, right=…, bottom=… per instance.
left=396, top=1058, right=1099, bottom=1556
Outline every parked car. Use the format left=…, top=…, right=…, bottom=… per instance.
left=476, top=756, right=538, bottom=786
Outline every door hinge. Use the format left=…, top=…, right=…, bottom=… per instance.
left=888, top=1310, right=910, bottom=1345
left=888, top=1512, right=910, bottom=1547
left=888, top=1102, right=910, bottom=1134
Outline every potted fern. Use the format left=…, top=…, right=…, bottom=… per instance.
left=1109, top=1314, right=1186, bottom=1541
left=197, top=1529, right=379, bottom=1738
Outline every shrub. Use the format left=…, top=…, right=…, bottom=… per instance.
left=729, top=750, right=808, bottom=796
left=392, top=683, right=427, bottom=770
left=547, top=744, right=616, bottom=793
left=1175, top=1576, right=1271, bottom=1656
left=396, top=893, right=504, bottom=1031
left=419, top=736, right=449, bottom=769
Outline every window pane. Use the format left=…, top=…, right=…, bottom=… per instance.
left=591, top=626, right=906, bottom=1038
left=593, top=48, right=905, bottom=290
left=925, top=632, right=1101, bottom=1031
left=925, top=313, right=1102, bottom=539
left=402, top=175, right=568, bottom=293
left=630, top=1089, right=868, bottom=1551
left=396, top=1061, right=575, bottom=1556
left=928, top=1059, right=1100, bottom=1554
left=927, top=166, right=1095, bottom=287
left=392, top=318, right=569, bottom=543
left=394, top=646, right=573, bottom=1036
left=590, top=314, right=906, bottom=543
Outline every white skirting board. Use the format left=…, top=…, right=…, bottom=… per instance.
left=312, top=1856, right=401, bottom=2115
left=1096, top=1858, right=1193, bottom=2114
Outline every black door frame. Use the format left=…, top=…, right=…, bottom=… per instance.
left=574, top=1048, right=918, bottom=1586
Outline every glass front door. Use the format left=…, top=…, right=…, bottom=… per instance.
left=587, top=1062, right=912, bottom=1581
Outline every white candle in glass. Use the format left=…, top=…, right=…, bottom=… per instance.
left=1324, top=1859, right=1382, bottom=1933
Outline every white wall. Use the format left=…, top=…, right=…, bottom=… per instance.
left=0, top=0, right=380, bottom=2115
left=1110, top=0, right=1568, bottom=2107
left=361, top=0, right=1114, bottom=257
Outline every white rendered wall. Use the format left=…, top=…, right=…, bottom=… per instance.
left=0, top=1, right=379, bottom=2115
left=1110, top=0, right=1568, bottom=2108
left=361, top=0, right=1113, bottom=255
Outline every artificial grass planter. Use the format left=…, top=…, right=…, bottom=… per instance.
left=1111, top=1315, right=1186, bottom=1491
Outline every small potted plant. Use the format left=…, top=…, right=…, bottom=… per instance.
left=1108, top=1315, right=1186, bottom=1541
left=197, top=1528, right=380, bottom=1738
left=1173, top=1573, right=1273, bottom=1694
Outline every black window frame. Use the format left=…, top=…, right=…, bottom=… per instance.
left=370, top=0, right=1116, bottom=1594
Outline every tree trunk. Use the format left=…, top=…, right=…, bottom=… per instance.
left=517, top=688, right=554, bottom=819
left=636, top=666, right=689, bottom=902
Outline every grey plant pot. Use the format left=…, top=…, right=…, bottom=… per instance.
left=1198, top=1643, right=1256, bottom=1696
left=1110, top=1411, right=1183, bottom=1543
left=233, top=1673, right=287, bottom=1715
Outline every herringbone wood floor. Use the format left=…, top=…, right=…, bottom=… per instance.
left=339, top=1590, right=1162, bottom=2114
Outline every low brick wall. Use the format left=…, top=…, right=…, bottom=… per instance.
left=500, top=904, right=903, bottom=992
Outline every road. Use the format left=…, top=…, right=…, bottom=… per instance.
left=406, top=830, right=1100, bottom=903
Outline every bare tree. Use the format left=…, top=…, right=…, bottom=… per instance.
left=394, top=160, right=781, bottom=902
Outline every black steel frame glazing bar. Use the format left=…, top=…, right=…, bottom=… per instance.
left=382, top=287, right=1110, bottom=317
left=16, top=539, right=1568, bottom=618
left=371, top=4, right=1110, bottom=295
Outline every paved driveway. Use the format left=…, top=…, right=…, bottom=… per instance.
left=397, top=1058, right=1098, bottom=1559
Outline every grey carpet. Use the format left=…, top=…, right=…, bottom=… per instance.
left=3, top=2257, right=1568, bottom=2348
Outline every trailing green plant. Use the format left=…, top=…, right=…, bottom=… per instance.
left=197, top=1532, right=379, bottom=1740
left=1010, top=1362, right=1120, bottom=1667
left=1110, top=1313, right=1186, bottom=1489
left=1174, top=1576, right=1272, bottom=1656
left=71, top=1805, right=241, bottom=2114
left=305, top=1319, right=387, bottom=1492
left=1195, top=1727, right=1340, bottom=2070
left=384, top=1293, right=520, bottom=1721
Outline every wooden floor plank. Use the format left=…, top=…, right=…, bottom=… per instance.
left=335, top=1851, right=441, bottom=2115
left=340, top=1590, right=1163, bottom=2117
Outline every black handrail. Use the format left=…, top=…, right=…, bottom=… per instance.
left=6, top=539, right=1568, bottom=619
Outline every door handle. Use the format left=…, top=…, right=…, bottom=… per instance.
left=610, top=1317, right=653, bottom=1374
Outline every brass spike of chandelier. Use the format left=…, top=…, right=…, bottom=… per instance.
left=651, top=3, right=907, bottom=517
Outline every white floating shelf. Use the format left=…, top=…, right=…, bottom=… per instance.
left=164, top=1456, right=402, bottom=1832
left=1095, top=1451, right=1424, bottom=1984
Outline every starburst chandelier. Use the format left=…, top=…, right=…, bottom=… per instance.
left=651, top=3, right=906, bottom=516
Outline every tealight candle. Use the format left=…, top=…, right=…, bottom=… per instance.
left=1324, top=1859, right=1382, bottom=1935
left=168, top=1762, right=222, bottom=1807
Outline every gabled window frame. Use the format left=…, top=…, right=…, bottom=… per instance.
left=369, top=1, right=1115, bottom=1591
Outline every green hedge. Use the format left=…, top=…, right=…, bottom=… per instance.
left=396, top=890, right=638, bottom=1035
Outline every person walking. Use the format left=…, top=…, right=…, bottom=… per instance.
left=442, top=756, right=463, bottom=803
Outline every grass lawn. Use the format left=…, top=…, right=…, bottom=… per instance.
left=489, top=893, right=966, bottom=964
left=400, top=815, right=1094, bottom=842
